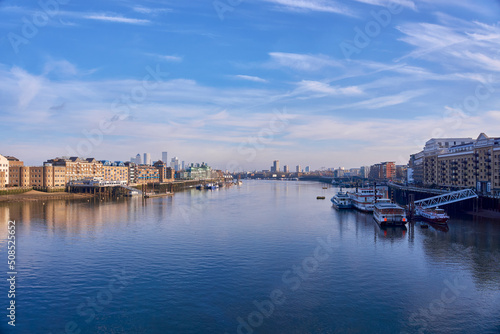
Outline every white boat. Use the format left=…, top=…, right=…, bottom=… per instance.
left=331, top=190, right=352, bottom=209
left=373, top=199, right=407, bottom=227
left=415, top=207, right=449, bottom=224
left=205, top=183, right=219, bottom=190
left=348, top=188, right=384, bottom=212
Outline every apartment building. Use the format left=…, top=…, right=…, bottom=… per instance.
left=135, top=165, right=160, bottom=184
left=101, top=161, right=129, bottom=183
left=153, top=161, right=175, bottom=183
left=419, top=134, right=500, bottom=195
left=0, top=154, right=9, bottom=188
left=369, top=161, right=396, bottom=180
left=46, top=157, right=103, bottom=183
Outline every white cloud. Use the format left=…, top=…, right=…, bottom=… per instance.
left=331, top=89, right=428, bottom=110
left=396, top=20, right=500, bottom=73
left=234, top=75, right=268, bottom=83
left=269, top=52, right=341, bottom=71
left=352, top=0, right=416, bottom=10
left=83, top=13, right=151, bottom=25
left=260, top=0, right=355, bottom=16
left=294, top=80, right=363, bottom=96
left=133, top=6, right=171, bottom=15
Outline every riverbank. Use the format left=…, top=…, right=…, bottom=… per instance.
left=0, top=190, right=95, bottom=203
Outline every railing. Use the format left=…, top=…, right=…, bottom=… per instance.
left=414, top=189, right=478, bottom=209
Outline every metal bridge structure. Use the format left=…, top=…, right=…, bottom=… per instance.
left=414, top=189, right=478, bottom=209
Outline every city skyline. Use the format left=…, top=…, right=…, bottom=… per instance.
left=1, top=0, right=500, bottom=170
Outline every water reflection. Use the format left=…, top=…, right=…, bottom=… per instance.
left=0, top=181, right=499, bottom=334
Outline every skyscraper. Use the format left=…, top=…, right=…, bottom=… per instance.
left=171, top=157, right=180, bottom=171
left=162, top=152, right=168, bottom=164
left=273, top=160, right=280, bottom=173
left=305, top=166, right=310, bottom=172
left=135, top=154, right=142, bottom=165
left=296, top=165, right=301, bottom=173
left=283, top=165, right=289, bottom=173
left=144, top=153, right=152, bottom=166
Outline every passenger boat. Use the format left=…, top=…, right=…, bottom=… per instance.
left=415, top=207, right=449, bottom=224
left=330, top=190, right=352, bottom=209
left=205, top=183, right=219, bottom=190
left=373, top=199, right=407, bottom=227
left=348, top=187, right=384, bottom=212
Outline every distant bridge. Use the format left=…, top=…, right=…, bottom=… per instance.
left=414, top=189, right=478, bottom=209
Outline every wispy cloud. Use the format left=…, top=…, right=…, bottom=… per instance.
left=269, top=52, right=341, bottom=71
left=234, top=75, right=268, bottom=83
left=145, top=53, right=183, bottom=62
left=260, top=0, right=355, bottom=16
left=294, top=80, right=363, bottom=97
left=331, top=89, right=428, bottom=110
left=133, top=6, right=171, bottom=15
left=83, top=13, right=151, bottom=25
left=352, top=0, right=416, bottom=10
left=396, top=20, right=500, bottom=73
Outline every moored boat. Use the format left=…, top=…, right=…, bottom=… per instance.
left=348, top=187, right=384, bottom=212
left=373, top=199, right=407, bottom=227
left=331, top=190, right=352, bottom=209
left=415, top=207, right=449, bottom=224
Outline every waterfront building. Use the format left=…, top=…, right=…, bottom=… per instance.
left=135, top=165, right=160, bottom=184
left=153, top=161, right=175, bottom=183
left=396, top=165, right=407, bottom=182
left=408, top=152, right=424, bottom=184
left=6, top=156, right=25, bottom=187
left=349, top=168, right=360, bottom=177
left=334, top=168, right=345, bottom=178
left=144, top=153, right=152, bottom=166
left=45, top=157, right=103, bottom=183
left=180, top=163, right=212, bottom=180
left=100, top=161, right=129, bottom=183
left=369, top=162, right=396, bottom=180
left=418, top=133, right=500, bottom=195
left=124, top=162, right=137, bottom=184
left=360, top=166, right=370, bottom=179
left=0, top=154, right=8, bottom=188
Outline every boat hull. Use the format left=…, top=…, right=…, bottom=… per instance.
left=373, top=216, right=407, bottom=227
left=331, top=198, right=352, bottom=209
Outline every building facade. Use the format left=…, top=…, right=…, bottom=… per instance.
left=0, top=154, right=9, bottom=188
left=144, top=153, right=152, bottom=166
left=154, top=161, right=175, bottom=183
left=45, top=157, right=103, bottom=183
left=6, top=156, right=24, bottom=187
left=369, top=162, right=396, bottom=180
left=180, top=164, right=212, bottom=180
left=101, top=161, right=129, bottom=183
left=135, top=165, right=160, bottom=184
left=420, top=134, right=500, bottom=195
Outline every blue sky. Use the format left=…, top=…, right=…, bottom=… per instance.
left=1, top=0, right=500, bottom=171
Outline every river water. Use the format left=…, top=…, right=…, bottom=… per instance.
left=0, top=180, right=499, bottom=334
